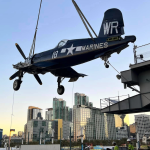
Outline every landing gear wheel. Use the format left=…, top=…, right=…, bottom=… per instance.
left=104, top=63, right=109, bottom=68
left=13, top=79, right=22, bottom=91
left=57, top=85, right=65, bottom=95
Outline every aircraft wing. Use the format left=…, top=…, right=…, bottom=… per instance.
left=50, top=67, right=87, bottom=79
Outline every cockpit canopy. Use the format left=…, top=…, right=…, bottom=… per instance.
left=56, top=39, right=68, bottom=48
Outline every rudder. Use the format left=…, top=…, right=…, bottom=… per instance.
left=99, top=8, right=124, bottom=37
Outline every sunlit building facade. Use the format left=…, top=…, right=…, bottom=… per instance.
left=45, top=108, right=53, bottom=120
left=73, top=105, right=116, bottom=141
left=27, top=106, right=43, bottom=122
left=130, top=123, right=136, bottom=134
left=114, top=114, right=130, bottom=127
left=18, top=131, right=23, bottom=137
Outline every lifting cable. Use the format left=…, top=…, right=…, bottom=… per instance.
left=136, top=42, right=150, bottom=49
left=72, top=0, right=98, bottom=40
left=72, top=82, right=74, bottom=121
left=29, top=0, right=43, bottom=58
left=107, top=61, right=150, bottom=102
left=10, top=91, right=15, bottom=130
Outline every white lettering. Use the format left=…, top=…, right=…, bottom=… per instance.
left=111, top=21, right=118, bottom=34
left=76, top=46, right=82, bottom=51
left=103, top=21, right=119, bottom=35
left=81, top=46, right=86, bottom=51
left=86, top=45, right=89, bottom=50
left=94, top=44, right=100, bottom=49
left=103, top=22, right=111, bottom=35
left=104, top=42, right=108, bottom=48
left=90, top=44, right=93, bottom=50
left=52, top=51, right=58, bottom=59
left=99, top=43, right=103, bottom=49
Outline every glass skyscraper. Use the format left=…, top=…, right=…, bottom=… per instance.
left=74, top=93, right=93, bottom=107
left=73, top=105, right=116, bottom=141
left=53, top=98, right=72, bottom=122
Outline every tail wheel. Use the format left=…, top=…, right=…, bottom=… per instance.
left=57, top=85, right=65, bottom=95
left=104, top=63, right=109, bottom=68
left=13, top=79, right=22, bottom=91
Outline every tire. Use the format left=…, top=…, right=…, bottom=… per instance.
left=105, top=64, right=109, bottom=68
left=57, top=85, right=65, bottom=95
left=13, top=80, right=21, bottom=91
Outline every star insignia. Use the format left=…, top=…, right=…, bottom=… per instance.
left=67, top=44, right=76, bottom=55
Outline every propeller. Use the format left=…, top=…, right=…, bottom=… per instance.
left=15, top=43, right=26, bottom=60
left=9, top=71, right=20, bottom=80
left=10, top=0, right=43, bottom=87
left=34, top=74, right=42, bottom=85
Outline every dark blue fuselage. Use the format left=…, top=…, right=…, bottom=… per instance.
left=31, top=36, right=135, bottom=72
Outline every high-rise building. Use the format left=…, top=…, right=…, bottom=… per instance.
left=45, top=108, right=53, bottom=120
left=74, top=93, right=89, bottom=106
left=24, top=118, right=73, bottom=142
left=104, top=113, right=116, bottom=140
left=0, top=129, right=3, bottom=147
left=73, top=105, right=116, bottom=141
left=63, top=121, right=73, bottom=140
left=24, top=119, right=63, bottom=142
left=27, top=106, right=43, bottom=122
left=53, top=98, right=72, bottom=122
left=135, top=114, right=150, bottom=139
left=18, top=131, right=23, bottom=137
left=116, top=126, right=128, bottom=139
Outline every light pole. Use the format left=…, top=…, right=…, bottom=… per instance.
left=51, top=129, right=55, bottom=144
left=9, top=129, right=15, bottom=150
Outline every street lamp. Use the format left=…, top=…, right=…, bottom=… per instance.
left=9, top=129, right=15, bottom=150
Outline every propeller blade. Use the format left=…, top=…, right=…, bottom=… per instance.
left=34, top=74, right=42, bottom=85
left=15, top=43, right=26, bottom=60
left=9, top=71, right=19, bottom=80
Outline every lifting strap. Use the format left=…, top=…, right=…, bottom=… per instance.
left=29, top=0, right=43, bottom=58
left=72, top=0, right=98, bottom=40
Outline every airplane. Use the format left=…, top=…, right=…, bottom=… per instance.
left=9, top=0, right=136, bottom=95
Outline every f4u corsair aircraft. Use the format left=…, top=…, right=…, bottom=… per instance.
left=10, top=0, right=136, bottom=95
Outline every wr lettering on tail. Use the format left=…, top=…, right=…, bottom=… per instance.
left=103, top=21, right=118, bottom=35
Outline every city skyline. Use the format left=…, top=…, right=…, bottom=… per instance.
left=2, top=92, right=150, bottom=135
left=1, top=0, right=150, bottom=136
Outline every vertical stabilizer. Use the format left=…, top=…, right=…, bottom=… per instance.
left=99, top=8, right=124, bottom=37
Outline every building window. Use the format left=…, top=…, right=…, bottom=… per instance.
left=33, top=121, right=38, bottom=127
left=42, top=121, right=46, bottom=126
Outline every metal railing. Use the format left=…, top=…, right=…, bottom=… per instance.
left=100, top=95, right=129, bottom=109
left=133, top=43, right=150, bottom=64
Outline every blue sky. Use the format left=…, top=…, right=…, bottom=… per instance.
left=1, top=0, right=150, bottom=135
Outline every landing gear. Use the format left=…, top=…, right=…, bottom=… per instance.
left=57, top=85, right=65, bottom=95
left=13, top=70, right=23, bottom=91
left=104, top=63, right=109, bottom=68
left=57, top=77, right=65, bottom=95
left=100, top=55, right=110, bottom=69
left=13, top=79, right=22, bottom=91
